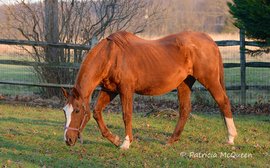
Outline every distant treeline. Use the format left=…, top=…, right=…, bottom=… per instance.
left=143, top=0, right=236, bottom=37
left=0, top=0, right=236, bottom=40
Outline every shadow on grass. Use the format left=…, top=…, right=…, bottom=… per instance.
left=0, top=134, right=112, bottom=167
left=0, top=137, right=34, bottom=152
left=103, top=124, right=172, bottom=145
left=0, top=117, right=62, bottom=127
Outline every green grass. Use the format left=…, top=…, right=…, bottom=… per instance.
left=0, top=104, right=269, bottom=167
left=0, top=55, right=39, bottom=95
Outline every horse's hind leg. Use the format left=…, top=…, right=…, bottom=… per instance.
left=201, top=81, right=237, bottom=144
left=167, top=76, right=195, bottom=145
left=93, top=90, right=120, bottom=146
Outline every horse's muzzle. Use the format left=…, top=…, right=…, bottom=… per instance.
left=65, top=137, right=77, bottom=146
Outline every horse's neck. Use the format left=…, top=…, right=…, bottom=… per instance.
left=75, top=39, right=112, bottom=101
left=75, top=68, right=100, bottom=101
left=75, top=55, right=109, bottom=101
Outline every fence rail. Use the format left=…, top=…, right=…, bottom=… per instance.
left=0, top=59, right=81, bottom=69
left=0, top=39, right=91, bottom=50
left=0, top=31, right=269, bottom=104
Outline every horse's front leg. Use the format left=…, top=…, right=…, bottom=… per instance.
left=119, top=90, right=134, bottom=150
left=93, top=90, right=120, bottom=146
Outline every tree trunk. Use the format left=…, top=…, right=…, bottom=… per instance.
left=44, top=0, right=61, bottom=98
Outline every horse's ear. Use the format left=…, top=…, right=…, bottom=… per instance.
left=72, top=87, right=80, bottom=99
left=61, top=87, right=69, bottom=98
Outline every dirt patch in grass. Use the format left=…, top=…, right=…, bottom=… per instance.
left=0, top=94, right=269, bottom=115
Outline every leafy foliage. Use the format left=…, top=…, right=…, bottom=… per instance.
left=228, top=0, right=270, bottom=44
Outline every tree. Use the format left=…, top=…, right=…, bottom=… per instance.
left=228, top=0, right=270, bottom=53
left=3, top=0, right=163, bottom=97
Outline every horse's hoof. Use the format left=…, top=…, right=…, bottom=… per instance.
left=166, top=137, right=178, bottom=146
left=120, top=145, right=129, bottom=150
left=227, top=140, right=234, bottom=145
left=166, top=140, right=173, bottom=146
left=113, top=135, right=121, bottom=147
left=120, top=136, right=131, bottom=150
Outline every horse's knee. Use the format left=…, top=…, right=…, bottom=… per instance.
left=215, top=94, right=229, bottom=108
left=123, top=113, right=132, bottom=123
left=180, top=104, right=191, bottom=113
left=179, top=102, right=191, bottom=117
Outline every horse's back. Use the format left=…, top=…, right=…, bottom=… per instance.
left=107, top=31, right=221, bottom=74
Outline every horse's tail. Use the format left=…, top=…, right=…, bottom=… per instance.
left=217, top=49, right=231, bottom=134
left=218, top=50, right=226, bottom=91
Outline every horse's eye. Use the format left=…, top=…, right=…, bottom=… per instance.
left=75, top=109, right=80, bottom=113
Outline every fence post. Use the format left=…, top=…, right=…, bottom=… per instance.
left=240, top=29, right=246, bottom=104
left=44, top=0, right=59, bottom=62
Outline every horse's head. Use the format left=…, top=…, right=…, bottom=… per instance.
left=61, top=87, right=90, bottom=146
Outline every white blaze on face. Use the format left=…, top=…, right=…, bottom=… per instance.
left=225, top=117, right=237, bottom=144
left=63, top=104, right=74, bottom=141
left=120, top=135, right=131, bottom=150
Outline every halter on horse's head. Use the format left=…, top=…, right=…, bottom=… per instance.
left=61, top=87, right=90, bottom=146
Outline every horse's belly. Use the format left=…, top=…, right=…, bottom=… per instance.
left=134, top=68, right=187, bottom=95
left=135, top=80, right=180, bottom=96
left=136, top=88, right=173, bottom=96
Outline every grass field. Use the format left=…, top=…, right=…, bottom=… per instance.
left=0, top=64, right=39, bottom=95
left=0, top=54, right=40, bottom=95
left=0, top=103, right=269, bottom=167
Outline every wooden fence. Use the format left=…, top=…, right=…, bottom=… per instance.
left=0, top=30, right=269, bottom=104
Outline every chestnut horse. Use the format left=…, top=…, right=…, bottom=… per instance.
left=61, top=31, right=237, bottom=149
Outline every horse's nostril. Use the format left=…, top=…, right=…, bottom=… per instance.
left=65, top=136, right=77, bottom=146
left=65, top=137, right=73, bottom=146
left=68, top=138, right=73, bottom=143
